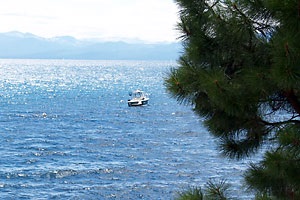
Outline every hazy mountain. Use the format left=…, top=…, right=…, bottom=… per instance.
left=0, top=31, right=181, bottom=60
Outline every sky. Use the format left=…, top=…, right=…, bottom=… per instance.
left=0, top=0, right=179, bottom=43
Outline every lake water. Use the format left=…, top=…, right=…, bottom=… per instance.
left=0, top=59, right=253, bottom=199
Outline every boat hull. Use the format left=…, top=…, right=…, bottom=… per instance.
left=128, top=99, right=149, bottom=107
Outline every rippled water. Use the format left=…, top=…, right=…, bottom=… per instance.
left=0, top=59, right=253, bottom=199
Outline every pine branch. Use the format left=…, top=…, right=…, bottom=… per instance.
left=284, top=89, right=300, bottom=115
left=260, top=118, right=300, bottom=127
left=205, top=179, right=229, bottom=200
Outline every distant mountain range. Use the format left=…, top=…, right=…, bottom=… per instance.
left=0, top=31, right=182, bottom=60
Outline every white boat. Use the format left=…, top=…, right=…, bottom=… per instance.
left=128, top=89, right=149, bottom=107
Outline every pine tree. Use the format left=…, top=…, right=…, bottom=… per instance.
left=165, top=0, right=300, bottom=199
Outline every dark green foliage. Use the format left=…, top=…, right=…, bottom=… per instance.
left=254, top=193, right=273, bottom=200
left=176, top=187, right=204, bottom=200
left=166, top=0, right=300, bottom=199
left=245, top=125, right=300, bottom=199
left=204, top=180, right=230, bottom=200
left=175, top=180, right=230, bottom=200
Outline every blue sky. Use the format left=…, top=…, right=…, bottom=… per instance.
left=0, top=0, right=179, bottom=43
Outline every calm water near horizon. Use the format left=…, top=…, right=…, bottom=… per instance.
left=0, top=59, right=254, bottom=199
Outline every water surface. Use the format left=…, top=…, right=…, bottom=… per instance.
left=0, top=59, right=252, bottom=199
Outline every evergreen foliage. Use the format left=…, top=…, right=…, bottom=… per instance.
left=176, top=187, right=204, bottom=200
left=166, top=0, right=300, bottom=199
left=175, top=180, right=230, bottom=200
